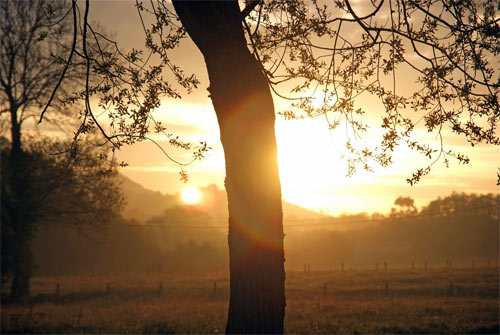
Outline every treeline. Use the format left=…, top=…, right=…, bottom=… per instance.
left=286, top=192, right=499, bottom=268
left=31, top=193, right=499, bottom=275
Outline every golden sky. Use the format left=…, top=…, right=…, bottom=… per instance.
left=91, top=1, right=499, bottom=215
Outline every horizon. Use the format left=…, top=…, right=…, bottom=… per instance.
left=119, top=172, right=499, bottom=217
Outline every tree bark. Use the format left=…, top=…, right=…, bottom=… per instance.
left=172, top=1, right=285, bottom=333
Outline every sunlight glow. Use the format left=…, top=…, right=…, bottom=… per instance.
left=117, top=96, right=498, bottom=216
left=275, top=117, right=348, bottom=186
left=274, top=114, right=396, bottom=214
left=181, top=187, right=202, bottom=204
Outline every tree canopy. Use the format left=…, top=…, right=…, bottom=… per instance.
left=64, top=0, right=499, bottom=184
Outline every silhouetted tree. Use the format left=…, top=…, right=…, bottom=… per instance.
left=55, top=0, right=499, bottom=332
left=0, top=0, right=122, bottom=301
left=392, top=196, right=417, bottom=217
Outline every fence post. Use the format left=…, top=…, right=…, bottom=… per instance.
left=384, top=261, right=387, bottom=270
left=449, top=281, right=454, bottom=295
left=158, top=282, right=163, bottom=294
left=212, top=281, right=217, bottom=299
left=323, top=283, right=328, bottom=297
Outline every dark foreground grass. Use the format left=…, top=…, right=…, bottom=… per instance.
left=1, top=267, right=498, bottom=334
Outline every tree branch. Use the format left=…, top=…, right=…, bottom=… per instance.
left=38, top=0, right=77, bottom=124
left=240, top=0, right=260, bottom=20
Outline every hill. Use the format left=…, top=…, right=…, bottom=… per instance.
left=118, top=174, right=176, bottom=222
left=119, top=174, right=327, bottom=223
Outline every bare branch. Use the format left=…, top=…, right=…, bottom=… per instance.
left=38, top=0, right=77, bottom=124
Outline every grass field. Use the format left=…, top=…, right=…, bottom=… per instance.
left=1, top=266, right=498, bottom=334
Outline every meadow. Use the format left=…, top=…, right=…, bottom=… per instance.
left=1, top=265, right=498, bottom=334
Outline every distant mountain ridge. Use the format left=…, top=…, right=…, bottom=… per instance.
left=118, top=174, right=176, bottom=222
left=118, top=174, right=326, bottom=223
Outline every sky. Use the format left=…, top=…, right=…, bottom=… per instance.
left=89, top=1, right=499, bottom=216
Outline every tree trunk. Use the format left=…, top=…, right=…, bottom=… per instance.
left=5, top=158, right=33, bottom=302
left=10, top=103, right=21, bottom=158
left=5, top=96, right=32, bottom=301
left=172, top=1, right=285, bottom=333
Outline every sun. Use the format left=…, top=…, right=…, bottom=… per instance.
left=181, top=187, right=201, bottom=204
